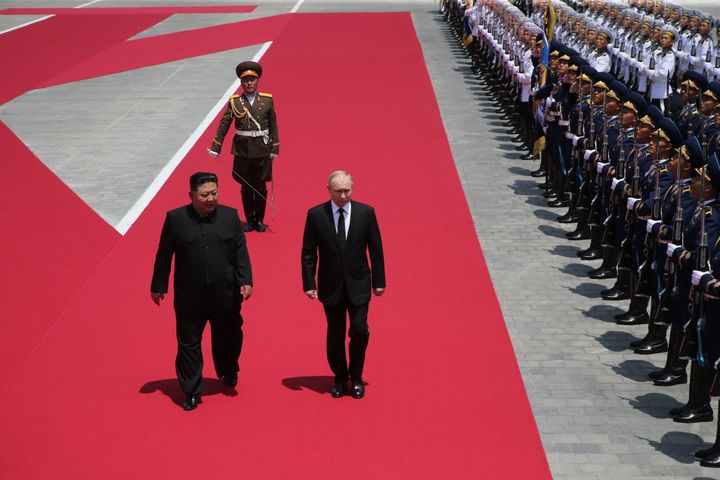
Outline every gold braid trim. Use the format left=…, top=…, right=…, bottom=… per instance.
left=229, top=98, right=246, bottom=119
left=212, top=138, right=222, bottom=145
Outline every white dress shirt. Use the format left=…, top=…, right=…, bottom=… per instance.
left=244, top=92, right=257, bottom=105
left=332, top=201, right=351, bottom=235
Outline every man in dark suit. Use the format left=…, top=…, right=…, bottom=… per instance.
left=151, top=172, right=253, bottom=411
left=301, top=171, right=386, bottom=399
left=208, top=61, right=279, bottom=233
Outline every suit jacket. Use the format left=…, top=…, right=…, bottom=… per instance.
left=301, top=201, right=385, bottom=306
left=210, top=93, right=279, bottom=159
left=151, top=204, right=252, bottom=315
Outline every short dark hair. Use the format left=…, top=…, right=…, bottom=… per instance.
left=190, top=172, right=218, bottom=191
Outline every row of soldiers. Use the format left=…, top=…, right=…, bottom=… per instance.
left=442, top=0, right=720, bottom=470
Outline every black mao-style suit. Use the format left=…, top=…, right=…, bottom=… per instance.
left=301, top=201, right=385, bottom=383
left=151, top=204, right=252, bottom=395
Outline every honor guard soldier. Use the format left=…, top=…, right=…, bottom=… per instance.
left=691, top=162, right=720, bottom=464
left=209, top=61, right=280, bottom=233
left=676, top=71, right=707, bottom=137
left=645, top=25, right=677, bottom=110
left=644, top=136, right=704, bottom=385
left=589, top=27, right=612, bottom=73
left=665, top=152, right=720, bottom=425
left=690, top=14, right=715, bottom=74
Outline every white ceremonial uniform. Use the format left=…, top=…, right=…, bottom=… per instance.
left=647, top=48, right=677, bottom=100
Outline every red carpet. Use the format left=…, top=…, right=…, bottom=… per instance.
left=0, top=14, right=169, bottom=105
left=0, top=11, right=550, bottom=479
left=0, top=122, right=119, bottom=388
left=41, top=15, right=291, bottom=88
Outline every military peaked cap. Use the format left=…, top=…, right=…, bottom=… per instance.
left=236, top=61, right=263, bottom=79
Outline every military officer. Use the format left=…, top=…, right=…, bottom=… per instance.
left=209, top=61, right=280, bottom=233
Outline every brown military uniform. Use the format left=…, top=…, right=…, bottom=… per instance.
left=210, top=92, right=279, bottom=226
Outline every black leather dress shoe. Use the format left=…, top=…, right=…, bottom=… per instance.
left=673, top=404, right=713, bottom=423
left=530, top=169, right=546, bottom=178
left=648, top=368, right=667, bottom=380
left=700, top=451, right=720, bottom=467
left=557, top=212, right=578, bottom=223
left=566, top=230, right=590, bottom=240
left=255, top=221, right=267, bottom=232
left=331, top=382, right=345, bottom=398
left=520, top=153, right=534, bottom=160
left=547, top=198, right=569, bottom=208
left=183, top=394, right=201, bottom=411
left=223, top=372, right=238, bottom=387
left=630, top=331, right=651, bottom=347
left=652, top=371, right=687, bottom=386
left=589, top=267, right=617, bottom=280
left=633, top=339, right=667, bottom=355
left=616, top=312, right=650, bottom=325
left=580, top=249, right=603, bottom=261
left=601, top=287, right=631, bottom=301
left=351, top=381, right=365, bottom=399
left=616, top=309, right=639, bottom=320
left=243, top=221, right=254, bottom=232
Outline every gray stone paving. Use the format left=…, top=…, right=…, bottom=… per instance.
left=6, top=0, right=720, bottom=477
left=0, top=45, right=262, bottom=226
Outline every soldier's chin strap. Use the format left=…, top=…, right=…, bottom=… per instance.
left=215, top=154, right=279, bottom=221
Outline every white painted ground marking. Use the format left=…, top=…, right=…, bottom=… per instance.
left=114, top=41, right=273, bottom=235
left=0, top=0, right=104, bottom=35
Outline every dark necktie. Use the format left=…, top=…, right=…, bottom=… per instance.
left=337, top=208, right=346, bottom=251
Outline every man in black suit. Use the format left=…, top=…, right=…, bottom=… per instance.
left=301, top=171, right=386, bottom=399
left=151, top=172, right=253, bottom=411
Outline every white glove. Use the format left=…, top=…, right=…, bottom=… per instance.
left=667, top=243, right=681, bottom=257
left=207, top=148, right=219, bottom=158
left=584, top=149, right=597, bottom=161
left=565, top=133, right=580, bottom=144
left=692, top=270, right=709, bottom=286
left=573, top=135, right=584, bottom=147
left=270, top=153, right=278, bottom=160
left=627, top=198, right=640, bottom=210
left=612, top=178, right=620, bottom=190
left=597, top=162, right=608, bottom=174
left=646, top=219, right=660, bottom=233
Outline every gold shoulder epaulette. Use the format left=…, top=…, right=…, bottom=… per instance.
left=259, top=92, right=273, bottom=98
left=230, top=94, right=240, bottom=99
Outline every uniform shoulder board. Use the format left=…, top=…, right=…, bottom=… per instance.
left=230, top=94, right=240, bottom=99
left=259, top=92, right=273, bottom=98
left=660, top=166, right=668, bottom=173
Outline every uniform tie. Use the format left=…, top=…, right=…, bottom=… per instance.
left=337, top=208, right=347, bottom=251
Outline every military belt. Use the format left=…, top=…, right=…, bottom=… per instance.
left=235, top=129, right=269, bottom=138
